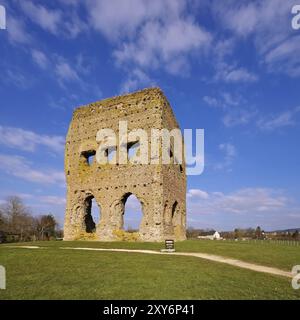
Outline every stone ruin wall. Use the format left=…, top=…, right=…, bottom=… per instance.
left=161, top=100, right=186, bottom=240
left=64, top=88, right=186, bottom=242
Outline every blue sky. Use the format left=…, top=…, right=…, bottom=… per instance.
left=0, top=0, right=300, bottom=231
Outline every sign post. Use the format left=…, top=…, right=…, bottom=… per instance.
left=160, top=239, right=175, bottom=253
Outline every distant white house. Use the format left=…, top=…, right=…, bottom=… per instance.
left=197, top=231, right=222, bottom=240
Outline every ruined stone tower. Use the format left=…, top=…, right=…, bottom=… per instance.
left=64, top=88, right=186, bottom=242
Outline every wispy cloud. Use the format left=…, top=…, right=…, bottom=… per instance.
left=20, top=1, right=62, bottom=35
left=120, top=68, right=155, bottom=93
left=203, top=95, right=219, bottom=108
left=39, top=195, right=66, bottom=206
left=203, top=92, right=257, bottom=127
left=187, top=189, right=209, bottom=200
left=264, top=36, right=300, bottom=77
left=84, top=0, right=212, bottom=89
left=18, top=0, right=87, bottom=38
left=0, top=154, right=65, bottom=185
left=187, top=187, right=290, bottom=216
left=257, top=107, right=300, bottom=131
left=4, top=69, right=31, bottom=89
left=0, top=192, right=66, bottom=206
left=215, top=143, right=237, bottom=171
left=203, top=92, right=243, bottom=109
left=214, top=61, right=258, bottom=83
left=215, top=0, right=300, bottom=78
left=29, top=49, right=101, bottom=94
left=222, top=109, right=256, bottom=127
left=203, top=92, right=300, bottom=131
left=31, top=49, right=49, bottom=70
left=0, top=125, right=65, bottom=153
left=6, top=16, right=32, bottom=44
left=55, top=59, right=80, bottom=84
left=223, top=67, right=258, bottom=83
left=113, top=18, right=211, bottom=73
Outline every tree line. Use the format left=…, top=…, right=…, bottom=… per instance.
left=187, top=226, right=300, bottom=241
left=0, top=196, right=62, bottom=243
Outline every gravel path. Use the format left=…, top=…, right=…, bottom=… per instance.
left=4, top=245, right=292, bottom=278
left=60, top=246, right=292, bottom=278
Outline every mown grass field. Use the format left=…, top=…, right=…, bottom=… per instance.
left=0, top=240, right=300, bottom=300
left=6, top=239, right=300, bottom=270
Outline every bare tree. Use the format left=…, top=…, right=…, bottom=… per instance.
left=36, top=215, right=57, bottom=240
left=1, top=196, right=33, bottom=241
left=0, top=196, right=58, bottom=242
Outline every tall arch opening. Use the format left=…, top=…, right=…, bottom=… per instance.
left=171, top=201, right=179, bottom=228
left=122, top=193, right=143, bottom=232
left=83, top=195, right=101, bottom=233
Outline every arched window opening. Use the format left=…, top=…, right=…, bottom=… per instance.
left=123, top=194, right=143, bottom=232
left=171, top=201, right=179, bottom=226
left=84, top=195, right=101, bottom=233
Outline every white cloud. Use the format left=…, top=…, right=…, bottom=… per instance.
left=39, top=196, right=66, bottom=206
left=86, top=0, right=185, bottom=41
left=203, top=96, right=219, bottom=107
left=264, top=36, right=300, bottom=77
left=58, top=0, right=82, bottom=6
left=87, top=0, right=156, bottom=40
left=220, top=2, right=258, bottom=37
left=55, top=59, right=80, bottom=85
left=28, top=49, right=95, bottom=91
left=216, top=0, right=293, bottom=47
left=6, top=16, right=31, bottom=44
left=113, top=18, right=211, bottom=75
left=214, top=38, right=236, bottom=59
left=120, top=69, right=154, bottom=93
left=221, top=92, right=241, bottom=107
left=4, top=69, right=30, bottom=89
left=20, top=1, right=62, bottom=35
left=203, top=92, right=300, bottom=131
left=257, top=107, right=300, bottom=131
left=215, top=143, right=237, bottom=170
left=0, top=192, right=66, bottom=206
left=85, top=0, right=212, bottom=80
left=187, top=189, right=209, bottom=200
left=203, top=92, right=242, bottom=109
left=216, top=0, right=300, bottom=77
left=203, top=92, right=256, bottom=127
left=0, top=154, right=65, bottom=185
left=53, top=55, right=102, bottom=93
left=0, top=125, right=65, bottom=153
left=31, top=50, right=49, bottom=70
left=214, top=62, right=258, bottom=83
left=210, top=35, right=258, bottom=84
left=188, top=187, right=289, bottom=216
left=17, top=0, right=87, bottom=38
left=223, top=67, right=258, bottom=83
left=222, top=109, right=256, bottom=127
left=219, top=143, right=236, bottom=158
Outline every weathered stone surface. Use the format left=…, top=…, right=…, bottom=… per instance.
left=64, top=87, right=186, bottom=241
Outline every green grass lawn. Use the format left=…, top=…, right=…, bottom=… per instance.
left=0, top=244, right=299, bottom=300
left=1, top=240, right=300, bottom=299
left=5, top=239, right=299, bottom=271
